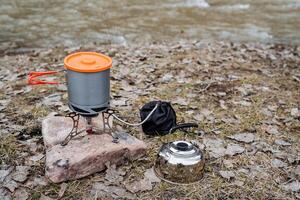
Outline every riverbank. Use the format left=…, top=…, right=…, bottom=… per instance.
left=1, top=0, right=300, bottom=47
left=0, top=41, right=299, bottom=199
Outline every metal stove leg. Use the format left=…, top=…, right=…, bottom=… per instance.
left=61, top=112, right=80, bottom=146
left=102, top=110, right=119, bottom=143
left=102, top=111, right=112, bottom=133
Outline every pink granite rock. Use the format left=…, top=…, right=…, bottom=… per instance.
left=45, top=133, right=147, bottom=183
left=42, top=114, right=146, bottom=183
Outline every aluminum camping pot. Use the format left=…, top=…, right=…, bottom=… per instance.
left=64, top=52, right=112, bottom=116
left=154, top=140, right=205, bottom=184
left=28, top=52, right=112, bottom=116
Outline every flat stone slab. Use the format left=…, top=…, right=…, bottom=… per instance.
left=42, top=114, right=146, bottom=183
left=45, top=133, right=147, bottom=183
left=42, top=113, right=113, bottom=148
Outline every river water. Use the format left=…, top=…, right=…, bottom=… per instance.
left=0, top=0, right=299, bottom=48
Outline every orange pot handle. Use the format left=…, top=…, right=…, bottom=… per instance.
left=28, top=71, right=59, bottom=85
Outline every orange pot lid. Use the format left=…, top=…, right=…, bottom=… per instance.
left=64, top=52, right=112, bottom=73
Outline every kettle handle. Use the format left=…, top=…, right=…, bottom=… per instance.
left=169, top=123, right=198, bottom=134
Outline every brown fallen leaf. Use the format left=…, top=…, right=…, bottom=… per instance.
left=125, top=178, right=152, bottom=193
left=271, top=159, right=288, bottom=168
left=225, top=144, right=245, bottom=156
left=274, top=139, right=291, bottom=146
left=281, top=181, right=300, bottom=192
left=261, top=125, right=280, bottom=135
left=11, top=166, right=31, bottom=183
left=0, top=168, right=13, bottom=183
left=219, top=170, right=235, bottom=180
left=203, top=138, right=226, bottom=158
left=90, top=182, right=135, bottom=199
left=3, top=178, right=19, bottom=192
left=13, top=188, right=29, bottom=200
left=228, top=133, right=255, bottom=143
left=125, top=168, right=160, bottom=193
left=0, top=188, right=11, bottom=200
left=291, top=108, right=299, bottom=117
left=105, top=163, right=125, bottom=184
left=144, top=168, right=161, bottom=183
left=58, top=183, right=68, bottom=198
left=39, top=194, right=54, bottom=200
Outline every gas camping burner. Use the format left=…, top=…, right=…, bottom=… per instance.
left=60, top=109, right=115, bottom=146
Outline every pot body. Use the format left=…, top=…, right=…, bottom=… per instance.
left=154, top=141, right=205, bottom=184
left=66, top=69, right=110, bottom=116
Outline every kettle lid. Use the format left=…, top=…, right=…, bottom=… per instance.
left=170, top=141, right=195, bottom=154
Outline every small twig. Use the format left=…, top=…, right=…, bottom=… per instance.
left=198, top=82, right=212, bottom=93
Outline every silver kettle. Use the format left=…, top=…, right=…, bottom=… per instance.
left=154, top=140, right=205, bottom=184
